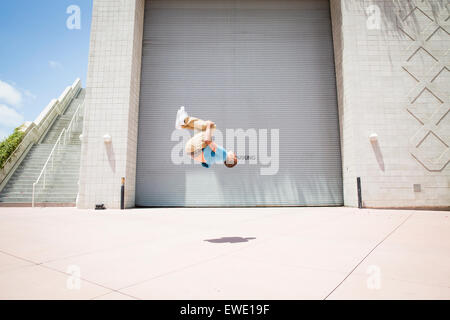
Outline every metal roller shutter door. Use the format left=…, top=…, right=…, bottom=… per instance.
left=136, top=0, right=343, bottom=207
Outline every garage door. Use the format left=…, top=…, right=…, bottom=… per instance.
left=136, top=0, right=343, bottom=207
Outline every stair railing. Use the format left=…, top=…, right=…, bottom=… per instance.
left=32, top=129, right=66, bottom=207
left=32, top=102, right=85, bottom=207
left=64, top=102, right=84, bottom=145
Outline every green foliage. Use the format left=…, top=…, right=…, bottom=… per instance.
left=0, top=127, right=25, bottom=169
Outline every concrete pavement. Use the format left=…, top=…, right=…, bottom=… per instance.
left=0, top=207, right=449, bottom=300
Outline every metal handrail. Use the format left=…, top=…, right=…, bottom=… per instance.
left=32, top=129, right=66, bottom=208
left=31, top=102, right=85, bottom=207
left=7, top=98, right=64, bottom=166
left=65, top=102, right=84, bottom=144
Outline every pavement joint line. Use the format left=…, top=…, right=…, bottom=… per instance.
left=39, top=209, right=349, bottom=265
left=39, top=238, right=165, bottom=265
left=115, top=213, right=353, bottom=293
left=0, top=249, right=126, bottom=299
left=323, top=212, right=415, bottom=300
left=1, top=208, right=431, bottom=299
left=0, top=208, right=356, bottom=297
left=217, top=209, right=391, bottom=276
left=25, top=212, right=280, bottom=265
left=90, top=290, right=141, bottom=301
left=0, top=249, right=38, bottom=266
left=115, top=209, right=356, bottom=292
left=37, top=263, right=140, bottom=300
left=40, top=221, right=271, bottom=265
left=116, top=238, right=268, bottom=292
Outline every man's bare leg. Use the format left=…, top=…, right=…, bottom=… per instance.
left=176, top=107, right=217, bottom=155
left=182, top=116, right=217, bottom=131
left=183, top=118, right=216, bottom=155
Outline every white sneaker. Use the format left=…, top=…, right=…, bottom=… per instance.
left=175, top=106, right=189, bottom=130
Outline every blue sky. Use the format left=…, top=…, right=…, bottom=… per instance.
left=0, top=0, right=92, bottom=140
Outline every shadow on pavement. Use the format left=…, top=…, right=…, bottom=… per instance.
left=204, top=237, right=256, bottom=244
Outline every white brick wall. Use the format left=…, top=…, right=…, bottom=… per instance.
left=80, top=0, right=449, bottom=209
left=78, top=0, right=145, bottom=209
left=331, top=0, right=450, bottom=208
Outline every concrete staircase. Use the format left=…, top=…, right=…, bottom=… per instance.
left=0, top=89, right=85, bottom=205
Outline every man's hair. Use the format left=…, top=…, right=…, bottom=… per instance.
left=224, top=161, right=237, bottom=168
left=224, top=154, right=238, bottom=168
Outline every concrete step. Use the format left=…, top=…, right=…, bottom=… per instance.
left=16, top=157, right=81, bottom=163
left=42, top=136, right=83, bottom=144
left=29, top=144, right=81, bottom=148
left=2, top=185, right=79, bottom=192
left=14, top=160, right=80, bottom=166
left=0, top=188, right=78, bottom=199
left=0, top=88, right=84, bottom=204
left=3, top=185, right=79, bottom=191
left=1, top=187, right=79, bottom=195
left=5, top=182, right=80, bottom=189
left=7, top=175, right=80, bottom=182
left=1, top=195, right=78, bottom=201
left=41, top=113, right=83, bottom=142
left=11, top=165, right=80, bottom=169
left=7, top=172, right=80, bottom=178
left=12, top=163, right=81, bottom=169
left=12, top=167, right=80, bottom=173
left=0, top=203, right=76, bottom=207
left=14, top=161, right=80, bottom=167
left=18, top=155, right=79, bottom=160
left=1, top=194, right=78, bottom=199
left=5, top=176, right=80, bottom=181
left=22, top=155, right=81, bottom=161
left=4, top=178, right=79, bottom=184
left=14, top=165, right=80, bottom=170
left=7, top=176, right=80, bottom=183
left=15, top=160, right=81, bottom=166
left=42, top=140, right=82, bottom=145
left=3, top=182, right=79, bottom=188
left=18, top=157, right=81, bottom=162
left=1, top=191, right=79, bottom=197
left=0, top=197, right=77, bottom=203
left=1, top=191, right=79, bottom=198
left=13, top=158, right=80, bottom=165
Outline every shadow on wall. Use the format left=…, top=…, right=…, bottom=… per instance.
left=371, top=139, right=385, bottom=171
left=204, top=237, right=257, bottom=244
left=344, top=0, right=447, bottom=32
left=343, top=0, right=448, bottom=68
left=106, top=142, right=116, bottom=173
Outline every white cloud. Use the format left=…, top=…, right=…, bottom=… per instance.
left=0, top=104, right=24, bottom=128
left=0, top=80, right=22, bottom=106
left=0, top=128, right=11, bottom=141
left=49, top=60, right=63, bottom=70
left=24, top=90, right=37, bottom=100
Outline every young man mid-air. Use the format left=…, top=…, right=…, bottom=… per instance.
left=175, top=106, right=238, bottom=169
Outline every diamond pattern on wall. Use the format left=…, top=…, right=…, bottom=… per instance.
left=398, top=0, right=450, bottom=171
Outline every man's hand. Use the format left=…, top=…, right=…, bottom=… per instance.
left=205, top=120, right=215, bottom=128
